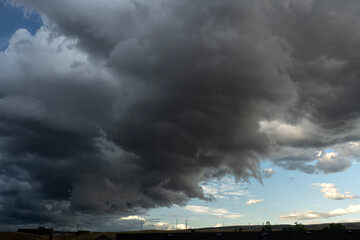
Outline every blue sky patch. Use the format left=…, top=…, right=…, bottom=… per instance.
left=0, top=1, right=42, bottom=50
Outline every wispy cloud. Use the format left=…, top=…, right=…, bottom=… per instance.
left=262, top=168, right=275, bottom=178
left=225, top=190, right=251, bottom=196
left=312, top=183, right=358, bottom=200
left=280, top=204, right=360, bottom=220
left=185, top=205, right=227, bottom=216
left=202, top=176, right=252, bottom=200
left=120, top=215, right=146, bottom=221
left=246, top=199, right=264, bottom=205
left=226, top=214, right=244, bottom=219
left=185, top=205, right=243, bottom=219
left=202, top=185, right=222, bottom=197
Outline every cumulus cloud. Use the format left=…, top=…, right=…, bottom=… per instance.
left=312, top=183, right=358, bottom=200
left=2, top=0, right=360, bottom=229
left=280, top=204, right=360, bottom=220
left=316, top=152, right=352, bottom=174
left=246, top=199, right=264, bottom=205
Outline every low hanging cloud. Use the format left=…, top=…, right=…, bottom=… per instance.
left=280, top=204, right=360, bottom=220
left=2, top=0, right=360, bottom=229
left=246, top=199, right=264, bottom=205
left=312, top=183, right=358, bottom=200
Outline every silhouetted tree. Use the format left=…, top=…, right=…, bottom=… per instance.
left=293, top=222, right=306, bottom=231
left=323, top=223, right=346, bottom=231
left=261, top=221, right=272, bottom=232
left=282, top=222, right=306, bottom=231
left=234, top=227, right=243, bottom=232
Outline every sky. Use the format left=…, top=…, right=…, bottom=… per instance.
left=1, top=0, right=360, bottom=232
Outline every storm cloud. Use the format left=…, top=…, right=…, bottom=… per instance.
left=2, top=0, right=360, bottom=229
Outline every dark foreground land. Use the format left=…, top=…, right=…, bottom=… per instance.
left=117, top=230, right=360, bottom=240
left=1, top=230, right=359, bottom=240
left=2, top=224, right=360, bottom=240
left=0, top=231, right=117, bottom=240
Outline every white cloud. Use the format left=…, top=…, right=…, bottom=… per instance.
left=262, top=168, right=275, bottom=178
left=185, top=205, right=242, bottom=219
left=120, top=215, right=146, bottom=221
left=225, top=190, right=251, bottom=196
left=226, top=214, right=244, bottom=219
left=174, top=223, right=187, bottom=230
left=185, top=205, right=228, bottom=216
left=153, top=222, right=172, bottom=230
left=280, top=204, right=360, bottom=220
left=246, top=199, right=264, bottom=205
left=312, top=183, right=357, bottom=200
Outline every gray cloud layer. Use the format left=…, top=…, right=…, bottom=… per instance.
left=2, top=0, right=360, bottom=229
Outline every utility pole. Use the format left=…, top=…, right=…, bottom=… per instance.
left=76, top=224, right=79, bottom=240
left=185, top=219, right=187, bottom=230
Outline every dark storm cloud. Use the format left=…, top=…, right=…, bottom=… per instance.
left=269, top=0, right=360, bottom=134
left=2, top=0, right=360, bottom=228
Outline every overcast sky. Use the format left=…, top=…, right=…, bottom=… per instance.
left=1, top=0, right=360, bottom=231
